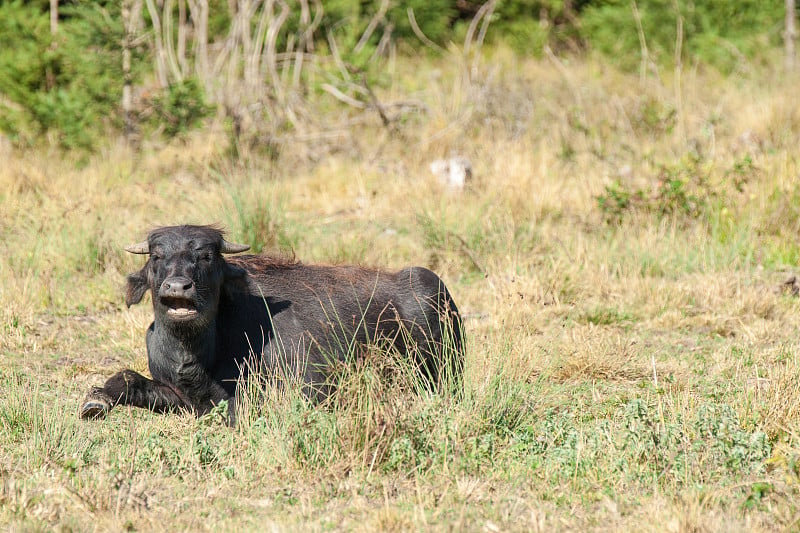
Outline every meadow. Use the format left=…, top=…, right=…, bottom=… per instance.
left=2, top=47, right=800, bottom=531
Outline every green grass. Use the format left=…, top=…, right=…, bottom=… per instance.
left=3, top=50, right=800, bottom=530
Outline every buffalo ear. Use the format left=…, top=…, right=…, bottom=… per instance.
left=125, top=266, right=150, bottom=307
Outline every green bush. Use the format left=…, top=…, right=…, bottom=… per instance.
left=151, top=78, right=214, bottom=138
left=0, top=0, right=789, bottom=150
left=596, top=155, right=715, bottom=223
left=322, top=0, right=456, bottom=49
left=387, top=0, right=457, bottom=45
left=488, top=0, right=587, bottom=55
left=581, top=0, right=783, bottom=72
left=0, top=1, right=133, bottom=149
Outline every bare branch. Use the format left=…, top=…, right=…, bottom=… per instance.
left=355, top=0, right=390, bottom=54
left=249, top=0, right=272, bottom=88
left=293, top=0, right=324, bottom=87
left=326, top=30, right=352, bottom=83
left=464, top=0, right=498, bottom=59
left=50, top=0, right=58, bottom=35
left=122, top=0, right=134, bottom=140
left=211, top=0, right=238, bottom=80
left=163, top=0, right=184, bottom=81
left=144, top=0, right=168, bottom=86
left=177, top=0, right=187, bottom=74
left=475, top=2, right=495, bottom=51
left=361, top=76, right=390, bottom=128
left=407, top=7, right=444, bottom=52
left=262, top=0, right=291, bottom=104
left=372, top=21, right=394, bottom=61
left=299, top=0, right=323, bottom=53
left=787, top=0, right=797, bottom=71
left=239, top=0, right=254, bottom=85
left=465, top=0, right=498, bottom=78
left=631, top=0, right=653, bottom=84
left=187, top=0, right=209, bottom=85
left=321, top=83, right=366, bottom=108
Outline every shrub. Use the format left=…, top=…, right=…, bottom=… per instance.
left=0, top=1, right=132, bottom=149
left=150, top=78, right=214, bottom=139
left=581, top=0, right=783, bottom=73
left=596, top=156, right=714, bottom=223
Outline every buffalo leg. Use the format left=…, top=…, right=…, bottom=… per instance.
left=79, top=369, right=191, bottom=419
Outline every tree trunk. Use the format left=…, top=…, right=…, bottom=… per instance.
left=122, top=0, right=134, bottom=141
left=146, top=0, right=169, bottom=86
left=50, top=0, right=58, bottom=35
left=46, top=0, right=58, bottom=90
left=178, top=0, right=187, bottom=74
left=187, top=0, right=209, bottom=87
left=788, top=0, right=797, bottom=71
left=122, top=0, right=143, bottom=143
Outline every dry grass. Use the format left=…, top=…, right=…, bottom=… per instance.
left=3, top=48, right=800, bottom=530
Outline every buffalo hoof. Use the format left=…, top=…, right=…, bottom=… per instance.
left=79, top=389, right=112, bottom=420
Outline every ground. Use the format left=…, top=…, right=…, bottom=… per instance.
left=2, top=50, right=800, bottom=531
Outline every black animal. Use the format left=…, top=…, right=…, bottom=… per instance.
left=80, top=225, right=463, bottom=423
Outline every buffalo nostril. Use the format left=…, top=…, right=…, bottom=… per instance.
left=161, top=277, right=194, bottom=294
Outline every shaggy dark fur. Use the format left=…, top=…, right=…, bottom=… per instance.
left=80, top=225, right=463, bottom=424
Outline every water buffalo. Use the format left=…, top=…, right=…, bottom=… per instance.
left=80, top=225, right=463, bottom=424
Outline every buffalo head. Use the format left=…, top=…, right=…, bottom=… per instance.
left=124, top=225, right=249, bottom=329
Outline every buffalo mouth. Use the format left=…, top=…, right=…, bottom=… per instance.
left=160, top=296, right=199, bottom=319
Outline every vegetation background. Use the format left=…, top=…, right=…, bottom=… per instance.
left=2, top=0, right=800, bottom=530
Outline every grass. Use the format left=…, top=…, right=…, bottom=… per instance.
left=3, top=47, right=800, bottom=530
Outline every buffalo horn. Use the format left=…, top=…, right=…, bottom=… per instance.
left=124, top=241, right=150, bottom=254
left=220, top=239, right=250, bottom=254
